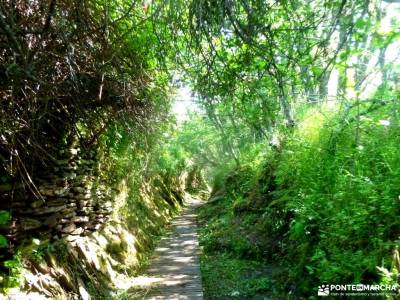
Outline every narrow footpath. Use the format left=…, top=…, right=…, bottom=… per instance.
left=135, top=197, right=204, bottom=299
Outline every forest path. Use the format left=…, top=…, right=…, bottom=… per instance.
left=127, top=197, right=204, bottom=299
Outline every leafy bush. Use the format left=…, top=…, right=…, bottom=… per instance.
left=269, top=102, right=400, bottom=294
left=199, top=99, right=400, bottom=297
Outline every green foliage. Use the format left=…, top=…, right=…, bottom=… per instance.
left=2, top=252, right=23, bottom=291
left=0, top=211, right=10, bottom=249
left=196, top=91, right=400, bottom=297
left=198, top=193, right=286, bottom=299
left=2, top=0, right=400, bottom=298
left=0, top=211, right=10, bottom=225
left=0, top=236, right=7, bottom=249
left=25, top=239, right=47, bottom=263
left=272, top=101, right=400, bottom=291
left=1, top=239, right=52, bottom=292
left=201, top=253, right=273, bottom=299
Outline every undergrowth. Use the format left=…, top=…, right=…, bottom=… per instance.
left=198, top=193, right=287, bottom=299
left=198, top=100, right=400, bottom=298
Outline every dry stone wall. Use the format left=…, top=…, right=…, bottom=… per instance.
left=0, top=146, right=114, bottom=254
left=0, top=137, right=190, bottom=299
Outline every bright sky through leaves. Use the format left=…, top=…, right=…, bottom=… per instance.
left=172, top=86, right=200, bottom=122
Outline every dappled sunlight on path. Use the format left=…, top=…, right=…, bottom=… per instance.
left=126, top=197, right=204, bottom=299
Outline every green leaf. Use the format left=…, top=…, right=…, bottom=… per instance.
left=0, top=210, right=10, bottom=225
left=354, top=19, right=367, bottom=30
left=0, top=234, right=8, bottom=248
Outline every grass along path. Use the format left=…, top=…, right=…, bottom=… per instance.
left=198, top=196, right=286, bottom=299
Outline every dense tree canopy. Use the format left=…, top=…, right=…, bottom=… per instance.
left=148, top=0, right=398, bottom=160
